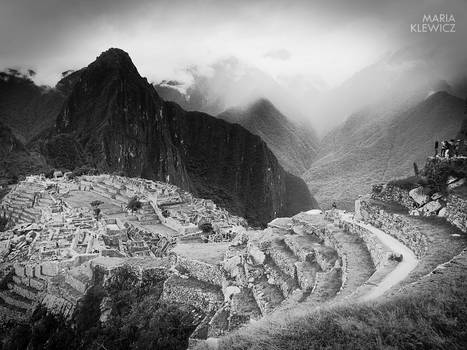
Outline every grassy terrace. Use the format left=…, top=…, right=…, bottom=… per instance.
left=196, top=207, right=467, bottom=350
left=207, top=253, right=467, bottom=350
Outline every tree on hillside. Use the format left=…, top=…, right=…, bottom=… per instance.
left=0, top=214, right=9, bottom=231
left=90, top=200, right=104, bottom=221
left=199, top=221, right=213, bottom=233
left=7, top=68, right=20, bottom=77
left=90, top=200, right=104, bottom=208
left=61, top=70, right=75, bottom=78
left=127, top=197, right=142, bottom=214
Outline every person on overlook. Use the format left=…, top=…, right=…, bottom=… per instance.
left=331, top=202, right=337, bottom=210
left=440, top=141, right=447, bottom=157
left=434, top=140, right=439, bottom=157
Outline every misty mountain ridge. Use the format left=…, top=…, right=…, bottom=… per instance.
left=305, top=90, right=466, bottom=209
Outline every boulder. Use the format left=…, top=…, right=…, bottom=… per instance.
left=409, top=187, right=430, bottom=206
left=409, top=209, right=421, bottom=216
left=431, top=192, right=443, bottom=201
left=421, top=200, right=443, bottom=216
left=447, top=178, right=466, bottom=191
left=438, top=207, right=448, bottom=217
left=268, top=217, right=293, bottom=231
left=222, top=255, right=242, bottom=278
left=248, top=243, right=266, bottom=265
left=223, top=285, right=241, bottom=301
left=231, top=231, right=249, bottom=246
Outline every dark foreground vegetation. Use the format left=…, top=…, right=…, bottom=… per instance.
left=0, top=267, right=196, bottom=350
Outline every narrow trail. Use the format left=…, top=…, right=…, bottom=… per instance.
left=340, top=212, right=418, bottom=301
left=200, top=212, right=420, bottom=350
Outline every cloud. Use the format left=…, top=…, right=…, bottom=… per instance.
left=0, top=0, right=466, bottom=135
left=264, top=49, right=291, bottom=61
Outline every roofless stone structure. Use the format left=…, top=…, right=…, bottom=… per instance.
left=1, top=163, right=466, bottom=346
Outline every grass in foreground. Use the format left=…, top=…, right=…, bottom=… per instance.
left=205, top=268, right=467, bottom=350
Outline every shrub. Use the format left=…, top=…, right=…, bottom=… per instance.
left=72, top=165, right=98, bottom=177
left=126, top=197, right=142, bottom=213
left=387, top=176, right=422, bottom=190
left=199, top=222, right=213, bottom=233
left=0, top=214, right=9, bottom=231
left=90, top=200, right=104, bottom=207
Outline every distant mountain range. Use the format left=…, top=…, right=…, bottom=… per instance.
left=0, top=49, right=316, bottom=225
left=304, top=91, right=466, bottom=209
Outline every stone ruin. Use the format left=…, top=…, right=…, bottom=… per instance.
left=1, top=167, right=465, bottom=348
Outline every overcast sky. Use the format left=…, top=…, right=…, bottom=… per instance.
left=0, top=0, right=465, bottom=87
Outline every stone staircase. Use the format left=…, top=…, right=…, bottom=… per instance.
left=0, top=266, right=46, bottom=323
left=91, top=180, right=132, bottom=204
left=1, top=187, right=42, bottom=225
left=324, top=223, right=375, bottom=298
left=137, top=200, right=161, bottom=225
left=0, top=262, right=93, bottom=323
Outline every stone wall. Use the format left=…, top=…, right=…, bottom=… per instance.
left=356, top=199, right=428, bottom=258
left=176, top=256, right=224, bottom=287
left=296, top=216, right=347, bottom=295
left=371, top=184, right=417, bottom=210
left=161, top=275, right=224, bottom=313
left=41, top=294, right=75, bottom=319
left=338, top=216, right=392, bottom=269
left=422, top=157, right=467, bottom=184
left=446, top=194, right=467, bottom=233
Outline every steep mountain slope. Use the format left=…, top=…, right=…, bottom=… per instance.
left=218, top=99, right=318, bottom=175
left=36, top=48, right=315, bottom=225
left=304, top=91, right=465, bottom=209
left=0, top=73, right=66, bottom=144
left=0, top=121, right=46, bottom=183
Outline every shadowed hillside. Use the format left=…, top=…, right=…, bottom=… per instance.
left=0, top=72, right=65, bottom=144
left=0, top=121, right=46, bottom=183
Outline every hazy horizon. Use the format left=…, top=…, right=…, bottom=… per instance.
left=1, top=0, right=466, bottom=134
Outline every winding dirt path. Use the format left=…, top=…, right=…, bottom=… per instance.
left=340, top=213, right=418, bottom=301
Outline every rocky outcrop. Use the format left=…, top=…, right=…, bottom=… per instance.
left=371, top=184, right=418, bottom=210
left=446, top=194, right=467, bottom=232
left=371, top=158, right=467, bottom=228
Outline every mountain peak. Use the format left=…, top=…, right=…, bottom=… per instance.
left=88, top=48, right=139, bottom=76
left=96, top=48, right=132, bottom=63
left=249, top=97, right=276, bottom=111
